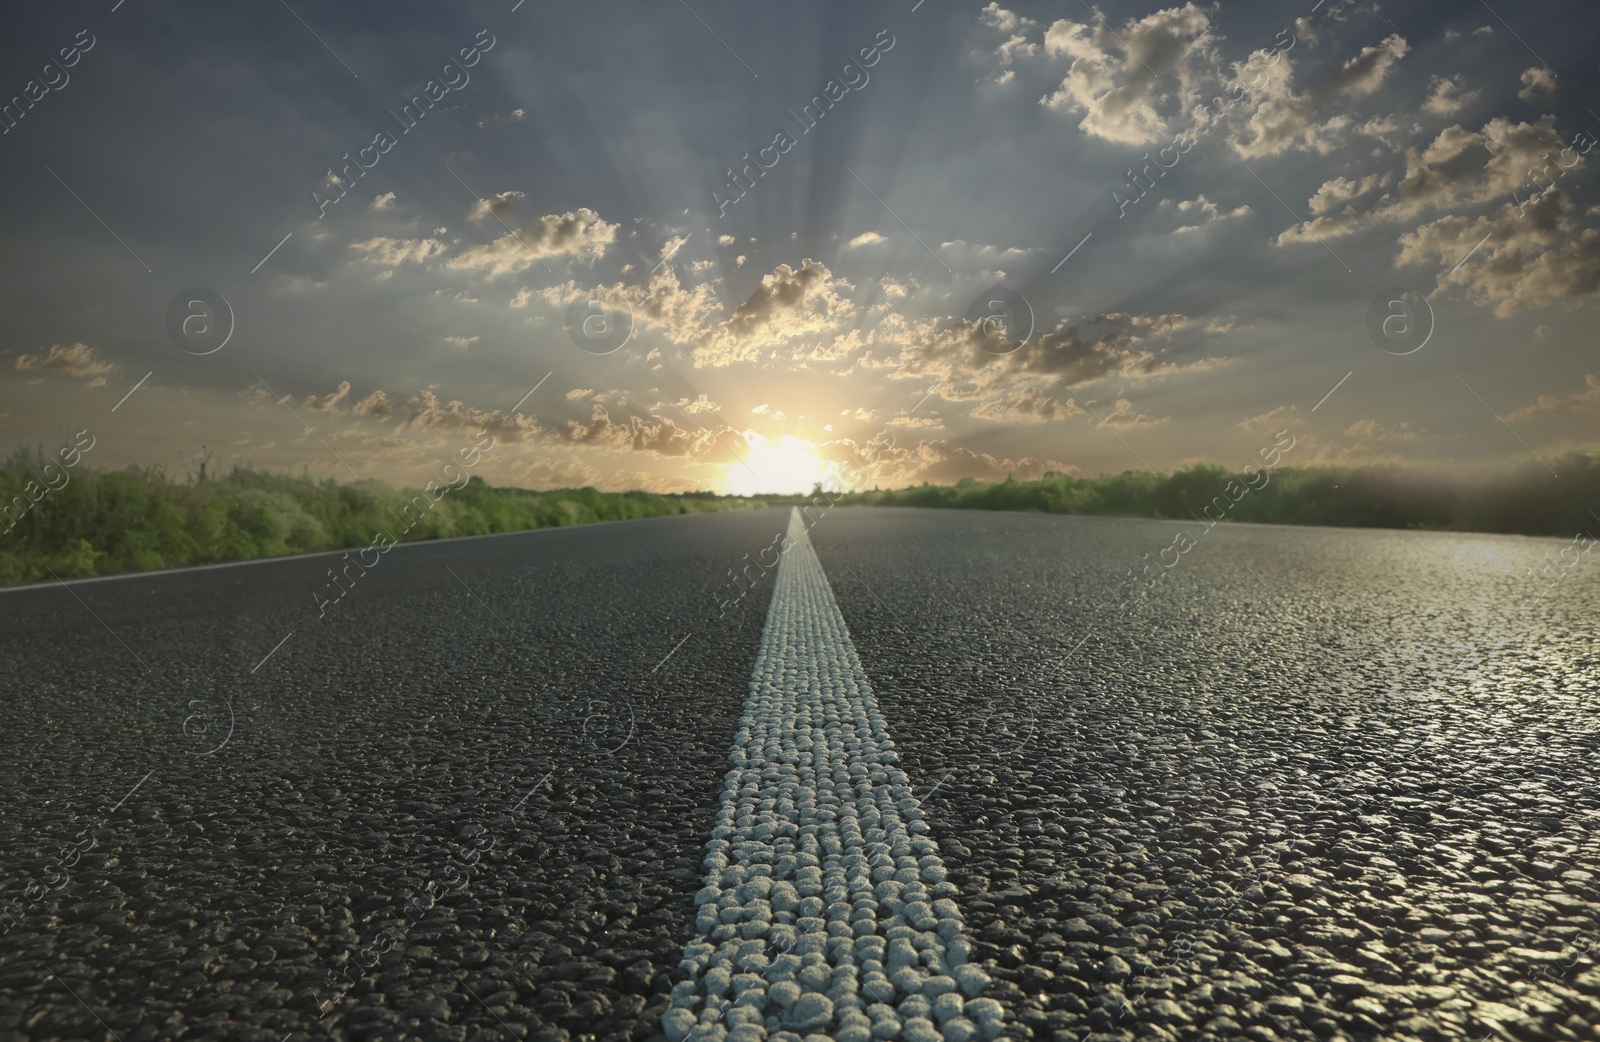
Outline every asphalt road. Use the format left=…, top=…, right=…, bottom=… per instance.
left=1, top=506, right=1597, bottom=1042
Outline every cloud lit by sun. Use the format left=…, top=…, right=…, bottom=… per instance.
left=722, top=434, right=829, bottom=496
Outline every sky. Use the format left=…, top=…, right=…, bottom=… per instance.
left=1, top=0, right=1597, bottom=495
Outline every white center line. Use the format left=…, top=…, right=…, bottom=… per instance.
left=664, top=509, right=1001, bottom=1041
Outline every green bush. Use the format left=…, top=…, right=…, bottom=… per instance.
left=0, top=452, right=765, bottom=587
left=773, top=452, right=1600, bottom=538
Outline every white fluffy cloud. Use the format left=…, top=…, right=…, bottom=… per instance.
left=1423, top=75, right=1478, bottom=116
left=888, top=310, right=1198, bottom=408
left=350, top=237, right=447, bottom=267
left=695, top=259, right=857, bottom=366
left=1277, top=117, right=1575, bottom=248
left=824, top=435, right=1071, bottom=488
left=1517, top=66, right=1557, bottom=103
left=478, top=108, right=526, bottom=131
left=1102, top=398, right=1170, bottom=428
left=449, top=207, right=619, bottom=277
left=1039, top=3, right=1219, bottom=146
left=303, top=380, right=352, bottom=411
left=393, top=389, right=541, bottom=442
left=14, top=342, right=114, bottom=384
left=678, top=394, right=719, bottom=414
left=542, top=263, right=723, bottom=347
left=550, top=404, right=745, bottom=460
left=971, top=386, right=1083, bottom=423
left=1228, top=33, right=1409, bottom=158
left=1398, top=191, right=1600, bottom=317
left=469, top=190, right=526, bottom=222
left=979, top=3, right=1036, bottom=35
left=1507, top=373, right=1600, bottom=422
left=1163, top=194, right=1251, bottom=234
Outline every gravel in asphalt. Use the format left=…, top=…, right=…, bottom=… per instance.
left=2, top=506, right=1597, bottom=1042
left=810, top=507, right=1600, bottom=1042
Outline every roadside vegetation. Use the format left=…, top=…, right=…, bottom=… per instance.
left=774, top=454, right=1600, bottom=538
left=0, top=450, right=763, bottom=586
left=7, top=449, right=1596, bottom=587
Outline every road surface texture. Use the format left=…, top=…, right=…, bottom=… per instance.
left=0, top=506, right=1597, bottom=1042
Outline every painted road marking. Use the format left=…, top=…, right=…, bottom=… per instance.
left=664, top=508, right=1003, bottom=1042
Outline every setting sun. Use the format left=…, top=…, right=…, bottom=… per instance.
left=721, top=434, right=829, bottom=496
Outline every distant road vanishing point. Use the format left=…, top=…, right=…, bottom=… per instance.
left=665, top=509, right=1001, bottom=1041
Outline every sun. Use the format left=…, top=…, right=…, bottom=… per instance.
left=722, top=434, right=829, bottom=496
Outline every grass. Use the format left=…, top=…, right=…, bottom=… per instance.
left=772, top=453, right=1600, bottom=538
left=0, top=449, right=766, bottom=587
left=7, top=447, right=1596, bottom=588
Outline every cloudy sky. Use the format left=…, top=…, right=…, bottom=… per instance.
left=2, top=0, right=1596, bottom=494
